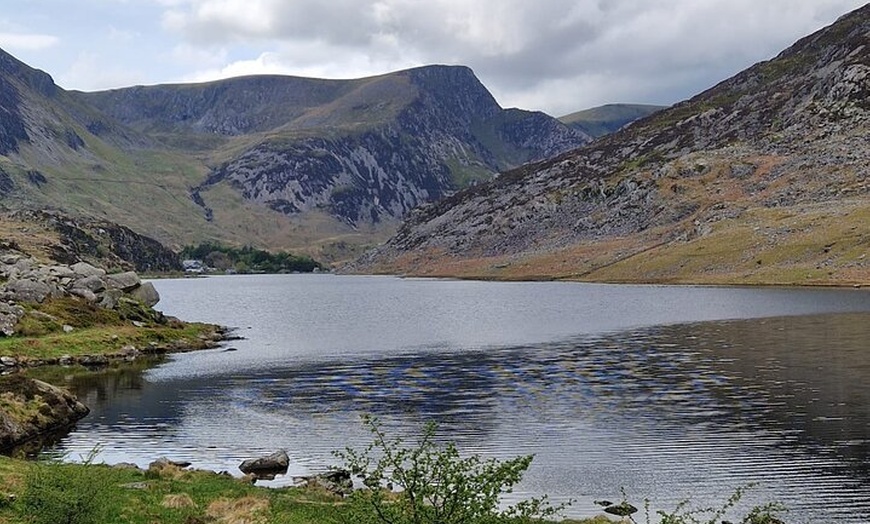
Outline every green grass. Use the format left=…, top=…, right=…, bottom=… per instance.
left=0, top=297, right=222, bottom=362
left=0, top=456, right=617, bottom=524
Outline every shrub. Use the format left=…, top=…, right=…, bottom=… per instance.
left=17, top=448, right=113, bottom=524
left=597, top=485, right=786, bottom=524
left=334, top=416, right=569, bottom=524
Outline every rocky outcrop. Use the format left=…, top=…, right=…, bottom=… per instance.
left=7, top=210, right=182, bottom=273
left=0, top=375, right=89, bottom=451
left=0, top=254, right=161, bottom=337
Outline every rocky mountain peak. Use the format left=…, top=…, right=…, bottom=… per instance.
left=403, top=65, right=502, bottom=122
left=0, top=47, right=57, bottom=98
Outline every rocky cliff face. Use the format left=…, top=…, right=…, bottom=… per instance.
left=2, top=210, right=181, bottom=273
left=353, top=5, right=870, bottom=285
left=84, top=66, right=591, bottom=228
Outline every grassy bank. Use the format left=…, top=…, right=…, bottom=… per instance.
left=0, top=453, right=615, bottom=524
left=0, top=297, right=226, bottom=364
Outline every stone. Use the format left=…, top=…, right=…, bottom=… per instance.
left=98, top=289, right=122, bottom=310
left=0, top=376, right=89, bottom=451
left=239, top=450, right=290, bottom=476
left=120, top=481, right=149, bottom=490
left=0, top=356, right=17, bottom=367
left=106, top=271, right=141, bottom=292
left=71, top=275, right=105, bottom=293
left=0, top=302, right=25, bottom=336
left=62, top=324, right=74, bottom=333
left=0, top=254, right=21, bottom=265
left=47, top=266, right=76, bottom=279
left=68, top=287, right=98, bottom=303
left=70, top=262, right=106, bottom=278
left=79, top=355, right=109, bottom=368
left=128, top=282, right=160, bottom=307
left=3, top=279, right=52, bottom=303
left=301, top=469, right=354, bottom=497
left=148, top=457, right=192, bottom=472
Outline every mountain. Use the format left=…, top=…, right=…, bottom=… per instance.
left=0, top=51, right=589, bottom=263
left=76, top=66, right=590, bottom=255
left=559, top=104, right=666, bottom=138
left=352, top=5, right=870, bottom=286
left=0, top=46, right=235, bottom=256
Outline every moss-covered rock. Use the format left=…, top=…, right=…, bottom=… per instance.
left=0, top=374, right=89, bottom=451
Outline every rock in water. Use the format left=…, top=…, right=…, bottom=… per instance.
left=239, top=449, right=290, bottom=477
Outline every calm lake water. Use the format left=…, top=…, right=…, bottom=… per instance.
left=42, top=275, right=870, bottom=522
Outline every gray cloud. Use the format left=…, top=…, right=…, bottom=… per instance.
left=36, top=0, right=870, bottom=114
left=157, top=0, right=868, bottom=114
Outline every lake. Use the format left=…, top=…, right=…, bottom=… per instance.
left=44, top=275, right=870, bottom=522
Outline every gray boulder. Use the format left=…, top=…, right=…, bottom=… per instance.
left=300, top=469, right=354, bottom=496
left=70, top=262, right=106, bottom=278
left=98, top=289, right=123, bottom=310
left=68, top=287, right=98, bottom=303
left=129, top=282, right=160, bottom=307
left=239, top=450, right=290, bottom=477
left=3, top=279, right=52, bottom=303
left=71, top=274, right=105, bottom=294
left=47, top=266, right=76, bottom=279
left=0, top=303, right=25, bottom=336
left=106, top=271, right=141, bottom=292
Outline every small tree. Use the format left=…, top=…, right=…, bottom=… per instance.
left=334, top=416, right=569, bottom=524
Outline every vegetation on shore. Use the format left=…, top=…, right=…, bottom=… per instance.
left=0, top=297, right=225, bottom=364
left=180, top=241, right=323, bottom=274
left=0, top=417, right=787, bottom=524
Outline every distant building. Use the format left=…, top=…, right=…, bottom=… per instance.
left=182, top=259, right=205, bottom=274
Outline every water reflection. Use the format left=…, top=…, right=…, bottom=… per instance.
left=36, top=311, right=870, bottom=523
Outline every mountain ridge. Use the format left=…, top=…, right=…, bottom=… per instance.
left=0, top=54, right=590, bottom=261
left=351, top=4, right=870, bottom=286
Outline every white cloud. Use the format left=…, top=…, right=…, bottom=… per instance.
left=58, top=51, right=148, bottom=91
left=0, top=32, right=59, bottom=51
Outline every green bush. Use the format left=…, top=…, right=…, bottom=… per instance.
left=334, top=416, right=569, bottom=524
left=17, top=449, right=113, bottom=524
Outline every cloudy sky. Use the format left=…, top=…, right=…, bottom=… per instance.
left=1, top=0, right=866, bottom=116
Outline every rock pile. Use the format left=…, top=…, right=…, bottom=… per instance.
left=0, top=254, right=160, bottom=336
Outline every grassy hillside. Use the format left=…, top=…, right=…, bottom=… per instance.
left=559, top=104, right=665, bottom=138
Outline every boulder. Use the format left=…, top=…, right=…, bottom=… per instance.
left=239, top=450, right=290, bottom=477
left=129, top=282, right=160, bottom=307
left=0, top=302, right=24, bottom=336
left=148, top=457, right=192, bottom=471
left=68, top=287, right=98, bottom=303
left=0, top=254, right=21, bottom=266
left=70, top=262, right=106, bottom=278
left=300, top=469, right=354, bottom=496
left=47, top=265, right=76, bottom=278
left=98, top=289, right=123, bottom=310
left=71, top=274, right=105, bottom=293
left=3, top=279, right=52, bottom=303
left=106, top=271, right=141, bottom=292
left=0, top=376, right=89, bottom=451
